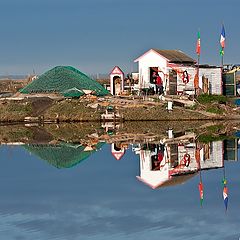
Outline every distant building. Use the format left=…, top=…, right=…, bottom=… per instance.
left=134, top=49, right=222, bottom=95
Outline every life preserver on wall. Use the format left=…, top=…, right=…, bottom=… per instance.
left=182, top=70, right=189, bottom=84
left=180, top=153, right=191, bottom=167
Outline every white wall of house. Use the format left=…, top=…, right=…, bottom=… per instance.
left=199, top=68, right=222, bottom=95
left=136, top=149, right=170, bottom=189
left=136, top=50, right=168, bottom=89
left=208, top=141, right=224, bottom=168
left=170, top=66, right=196, bottom=94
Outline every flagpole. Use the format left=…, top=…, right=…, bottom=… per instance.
left=221, top=50, right=224, bottom=68
left=197, top=53, right=200, bottom=84
left=195, top=30, right=201, bottom=97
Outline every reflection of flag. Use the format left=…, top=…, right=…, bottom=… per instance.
left=196, top=31, right=201, bottom=55
left=223, top=186, right=228, bottom=211
left=220, top=25, right=226, bottom=56
left=198, top=182, right=204, bottom=206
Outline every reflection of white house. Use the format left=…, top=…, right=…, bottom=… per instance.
left=136, top=146, right=170, bottom=189
left=135, top=138, right=224, bottom=189
left=134, top=49, right=222, bottom=95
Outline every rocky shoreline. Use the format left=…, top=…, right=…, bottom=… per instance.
left=0, top=95, right=240, bottom=123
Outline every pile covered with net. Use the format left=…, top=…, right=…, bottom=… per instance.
left=20, top=66, right=110, bottom=97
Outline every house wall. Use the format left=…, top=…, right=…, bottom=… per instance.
left=199, top=68, right=222, bottom=95
left=208, top=141, right=224, bottom=168
left=169, top=66, right=196, bottom=94
left=138, top=50, right=168, bottom=89
left=137, top=149, right=170, bottom=188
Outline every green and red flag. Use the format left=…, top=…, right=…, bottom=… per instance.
left=198, top=181, right=204, bottom=206
left=196, top=31, right=201, bottom=55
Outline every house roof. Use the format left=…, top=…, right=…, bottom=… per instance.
left=135, top=49, right=196, bottom=64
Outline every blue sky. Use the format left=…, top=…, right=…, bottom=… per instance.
left=0, top=0, right=239, bottom=75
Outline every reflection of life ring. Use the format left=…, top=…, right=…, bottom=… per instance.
left=181, top=153, right=190, bottom=167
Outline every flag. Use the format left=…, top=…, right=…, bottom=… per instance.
left=223, top=185, right=228, bottom=211
left=198, top=182, right=204, bottom=206
left=220, top=25, right=226, bottom=56
left=196, top=31, right=201, bottom=55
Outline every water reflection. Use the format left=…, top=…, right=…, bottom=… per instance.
left=18, top=126, right=239, bottom=192
left=0, top=124, right=240, bottom=239
left=133, top=135, right=223, bottom=189
left=24, top=142, right=105, bottom=168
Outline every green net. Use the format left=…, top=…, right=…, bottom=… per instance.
left=61, top=87, right=84, bottom=98
left=24, top=142, right=105, bottom=169
left=20, top=66, right=110, bottom=96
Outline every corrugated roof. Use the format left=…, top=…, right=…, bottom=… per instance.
left=152, top=49, right=196, bottom=63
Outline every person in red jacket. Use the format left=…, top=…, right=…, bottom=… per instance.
left=156, top=74, right=163, bottom=95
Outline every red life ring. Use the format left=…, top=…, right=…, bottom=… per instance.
left=182, top=70, right=189, bottom=84
left=181, top=153, right=191, bottom=167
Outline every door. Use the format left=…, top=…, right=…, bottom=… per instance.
left=169, top=69, right=177, bottom=95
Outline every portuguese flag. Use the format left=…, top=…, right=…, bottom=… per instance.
left=196, top=31, right=201, bottom=55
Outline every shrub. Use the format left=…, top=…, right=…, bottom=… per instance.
left=197, top=94, right=227, bottom=104
left=206, top=106, right=224, bottom=114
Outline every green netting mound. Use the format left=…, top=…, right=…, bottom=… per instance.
left=24, top=142, right=105, bottom=169
left=62, top=87, right=84, bottom=98
left=20, top=66, right=110, bottom=97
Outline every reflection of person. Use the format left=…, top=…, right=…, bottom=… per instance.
left=151, top=144, right=164, bottom=170
left=151, top=155, right=161, bottom=170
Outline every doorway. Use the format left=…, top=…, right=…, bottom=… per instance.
left=169, top=69, right=177, bottom=95
left=113, top=76, right=121, bottom=95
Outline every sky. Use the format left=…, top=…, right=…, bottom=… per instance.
left=0, top=0, right=239, bottom=76
left=0, top=144, right=240, bottom=239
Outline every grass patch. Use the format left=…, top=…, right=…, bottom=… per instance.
left=197, top=94, right=228, bottom=104
left=206, top=124, right=224, bottom=132
left=0, top=101, right=32, bottom=121
left=206, top=106, right=224, bottom=114
left=198, top=134, right=229, bottom=143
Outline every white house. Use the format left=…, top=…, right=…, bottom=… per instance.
left=134, top=49, right=222, bottom=95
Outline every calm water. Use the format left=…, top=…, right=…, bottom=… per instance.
left=0, top=138, right=239, bottom=240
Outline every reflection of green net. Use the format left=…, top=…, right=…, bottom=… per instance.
left=24, top=142, right=105, bottom=169
left=20, top=66, right=110, bottom=96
